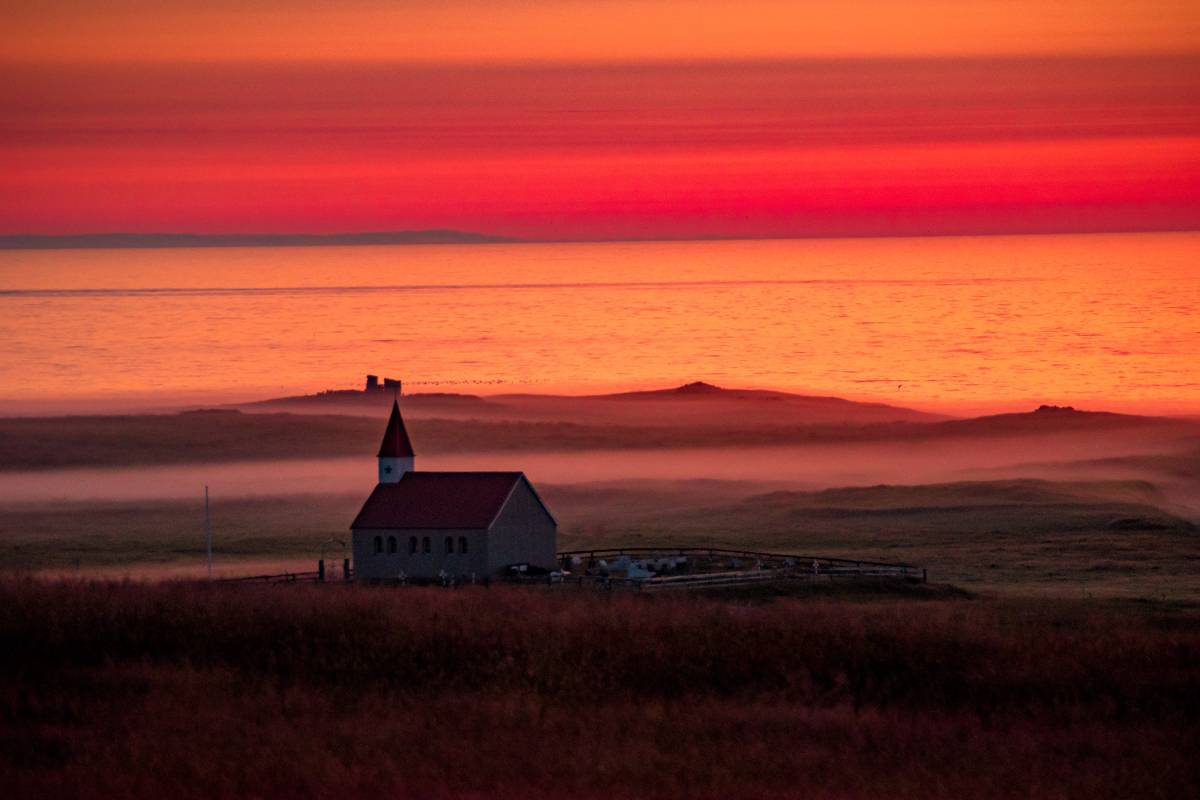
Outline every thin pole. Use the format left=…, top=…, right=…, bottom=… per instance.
left=204, top=485, right=212, bottom=580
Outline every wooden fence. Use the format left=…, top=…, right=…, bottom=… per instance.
left=218, top=557, right=352, bottom=584
left=558, top=546, right=925, bottom=583
left=217, top=570, right=321, bottom=584
left=216, top=548, right=925, bottom=588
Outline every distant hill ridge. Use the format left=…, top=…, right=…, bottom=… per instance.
left=234, top=381, right=1198, bottom=436
left=3, top=388, right=1196, bottom=473
left=936, top=405, right=1175, bottom=436
left=592, top=381, right=910, bottom=407
left=238, top=381, right=946, bottom=425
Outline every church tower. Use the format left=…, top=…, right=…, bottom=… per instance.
left=377, top=398, right=415, bottom=483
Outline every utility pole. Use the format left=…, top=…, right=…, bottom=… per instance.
left=204, top=485, right=212, bottom=580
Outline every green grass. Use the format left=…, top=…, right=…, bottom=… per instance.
left=3, top=478, right=1197, bottom=601
left=0, top=411, right=940, bottom=471
left=6, top=410, right=1193, bottom=471
left=0, top=493, right=363, bottom=572
left=552, top=479, right=1200, bottom=601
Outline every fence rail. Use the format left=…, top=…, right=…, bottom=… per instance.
left=212, top=547, right=925, bottom=589
left=217, top=570, right=321, bottom=584
left=558, top=546, right=924, bottom=580
left=636, top=569, right=790, bottom=590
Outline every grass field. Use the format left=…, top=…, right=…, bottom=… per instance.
left=0, top=412, right=918, bottom=470
left=2, top=579, right=1197, bottom=799
left=1, top=409, right=1194, bottom=471
left=3, top=410, right=1198, bottom=797
left=3, top=478, right=1197, bottom=601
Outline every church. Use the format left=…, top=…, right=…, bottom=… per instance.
left=350, top=397, right=557, bottom=581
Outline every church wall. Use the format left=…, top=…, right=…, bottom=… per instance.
left=352, top=527, right=488, bottom=581
left=484, top=480, right=558, bottom=574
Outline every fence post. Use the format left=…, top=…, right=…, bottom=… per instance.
left=343, top=558, right=351, bottom=582
left=317, top=559, right=325, bottom=582
left=922, top=568, right=927, bottom=583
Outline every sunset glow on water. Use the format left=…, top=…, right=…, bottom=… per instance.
left=3, top=2, right=1198, bottom=417
left=1, top=232, right=1196, bottom=415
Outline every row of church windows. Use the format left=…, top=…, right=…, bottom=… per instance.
left=372, top=535, right=469, bottom=556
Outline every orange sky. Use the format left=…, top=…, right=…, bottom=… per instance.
left=6, top=0, right=1199, bottom=62
left=2, top=1, right=1198, bottom=239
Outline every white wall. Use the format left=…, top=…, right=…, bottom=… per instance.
left=352, top=527, right=486, bottom=581
left=377, top=456, right=414, bottom=484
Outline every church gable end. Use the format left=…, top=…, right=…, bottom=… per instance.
left=490, top=476, right=557, bottom=530
left=485, top=477, right=558, bottom=573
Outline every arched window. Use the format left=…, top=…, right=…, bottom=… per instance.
left=408, top=536, right=418, bottom=554
left=387, top=536, right=397, bottom=554
left=422, top=536, right=431, bottom=554
left=445, top=536, right=454, bottom=554
left=458, top=537, right=468, bottom=555
left=372, top=536, right=382, bottom=555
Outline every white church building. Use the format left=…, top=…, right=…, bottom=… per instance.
left=350, top=398, right=557, bottom=581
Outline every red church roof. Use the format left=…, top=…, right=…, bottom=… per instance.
left=377, top=399, right=415, bottom=458
left=351, top=471, right=549, bottom=530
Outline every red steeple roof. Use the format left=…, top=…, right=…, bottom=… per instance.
left=377, top=399, right=415, bottom=458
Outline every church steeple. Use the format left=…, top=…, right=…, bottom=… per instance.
left=377, top=398, right=415, bottom=483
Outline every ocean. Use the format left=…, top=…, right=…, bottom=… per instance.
left=0, top=232, right=1196, bottom=415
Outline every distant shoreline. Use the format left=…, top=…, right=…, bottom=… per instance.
left=0, top=231, right=517, bottom=250
left=1, top=228, right=1195, bottom=251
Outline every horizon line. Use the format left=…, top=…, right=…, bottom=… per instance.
left=7, top=49, right=1200, bottom=69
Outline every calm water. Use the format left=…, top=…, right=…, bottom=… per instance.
left=0, top=233, right=1197, bottom=415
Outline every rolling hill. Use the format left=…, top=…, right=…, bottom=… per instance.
left=238, top=381, right=947, bottom=426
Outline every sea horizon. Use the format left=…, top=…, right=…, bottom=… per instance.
left=2, top=226, right=1197, bottom=251
left=2, top=231, right=1197, bottom=417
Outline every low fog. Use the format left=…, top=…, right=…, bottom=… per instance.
left=3, top=433, right=1195, bottom=516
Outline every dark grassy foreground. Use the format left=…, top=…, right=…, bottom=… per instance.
left=2, top=580, right=1198, bottom=799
